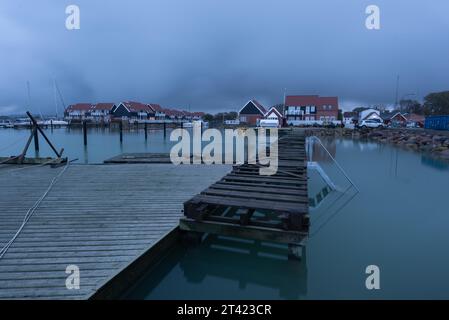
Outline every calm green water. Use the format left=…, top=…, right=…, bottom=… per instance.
left=124, top=138, right=449, bottom=300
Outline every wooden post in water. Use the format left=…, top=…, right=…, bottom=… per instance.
left=33, top=124, right=39, bottom=152
left=163, top=122, right=166, bottom=138
left=83, top=121, right=87, bottom=146
left=50, top=120, right=54, bottom=131
left=144, top=122, right=148, bottom=140
left=119, top=121, right=123, bottom=143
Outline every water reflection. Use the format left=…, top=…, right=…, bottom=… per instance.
left=125, top=234, right=308, bottom=300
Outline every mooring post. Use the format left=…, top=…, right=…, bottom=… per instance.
left=144, top=122, right=148, bottom=140
left=163, top=122, right=166, bottom=138
left=33, top=125, right=39, bottom=152
left=119, top=121, right=123, bottom=143
left=50, top=120, right=54, bottom=131
left=83, top=120, right=87, bottom=146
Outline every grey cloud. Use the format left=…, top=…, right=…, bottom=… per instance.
left=0, top=0, right=448, bottom=114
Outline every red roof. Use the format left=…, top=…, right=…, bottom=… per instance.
left=93, top=103, right=115, bottom=111
left=285, top=95, right=338, bottom=111
left=122, top=101, right=153, bottom=113
left=265, top=107, right=283, bottom=118
left=66, top=103, right=93, bottom=111
left=147, top=103, right=164, bottom=112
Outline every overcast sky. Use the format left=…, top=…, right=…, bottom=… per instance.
left=1, top=0, right=448, bottom=114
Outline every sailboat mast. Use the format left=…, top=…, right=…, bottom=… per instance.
left=53, top=79, right=58, bottom=119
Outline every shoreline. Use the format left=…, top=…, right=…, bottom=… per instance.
left=307, top=127, right=449, bottom=162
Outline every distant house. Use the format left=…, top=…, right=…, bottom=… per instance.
left=91, top=103, right=115, bottom=123
left=164, top=108, right=184, bottom=122
left=112, top=101, right=155, bottom=121
left=191, top=112, right=205, bottom=120
left=147, top=103, right=165, bottom=120
left=264, top=106, right=284, bottom=127
left=65, top=103, right=93, bottom=122
left=359, top=109, right=382, bottom=122
left=381, top=112, right=407, bottom=126
left=285, top=95, right=339, bottom=125
left=405, top=113, right=425, bottom=128
left=239, top=100, right=267, bottom=126
left=343, top=111, right=357, bottom=125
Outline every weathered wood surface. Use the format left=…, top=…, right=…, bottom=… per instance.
left=103, top=153, right=174, bottom=164
left=182, top=129, right=309, bottom=234
left=0, top=163, right=230, bottom=299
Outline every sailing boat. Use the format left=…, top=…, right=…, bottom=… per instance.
left=43, top=79, right=68, bottom=126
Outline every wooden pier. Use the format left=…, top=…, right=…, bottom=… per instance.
left=180, top=130, right=309, bottom=257
left=0, top=163, right=230, bottom=299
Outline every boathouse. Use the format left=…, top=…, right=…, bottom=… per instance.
left=238, top=99, right=267, bottom=126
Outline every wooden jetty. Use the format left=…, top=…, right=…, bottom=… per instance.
left=0, top=163, right=230, bottom=299
left=180, top=130, right=309, bottom=258
left=104, top=153, right=174, bottom=164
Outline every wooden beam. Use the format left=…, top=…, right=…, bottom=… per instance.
left=179, top=218, right=306, bottom=244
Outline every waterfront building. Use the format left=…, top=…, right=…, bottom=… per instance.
left=91, top=103, right=115, bottom=123
left=64, top=103, right=94, bottom=122
left=238, top=99, right=267, bottom=126
left=285, top=95, right=339, bottom=125
left=263, top=106, right=284, bottom=127
left=111, top=101, right=155, bottom=121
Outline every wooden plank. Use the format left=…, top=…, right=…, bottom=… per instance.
left=0, top=163, right=231, bottom=299
left=186, top=194, right=308, bottom=215
left=201, top=188, right=309, bottom=204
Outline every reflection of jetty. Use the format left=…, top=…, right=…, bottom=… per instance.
left=179, top=234, right=308, bottom=299
left=180, top=129, right=309, bottom=259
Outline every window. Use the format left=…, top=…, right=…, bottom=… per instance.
left=311, top=106, right=316, bottom=113
left=306, top=106, right=310, bottom=114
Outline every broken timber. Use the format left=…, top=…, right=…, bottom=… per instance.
left=180, top=129, right=309, bottom=258
left=0, top=111, right=67, bottom=166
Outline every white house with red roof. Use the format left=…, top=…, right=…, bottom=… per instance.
left=261, top=106, right=284, bottom=127
left=91, top=103, right=115, bottom=123
left=64, top=103, right=93, bottom=121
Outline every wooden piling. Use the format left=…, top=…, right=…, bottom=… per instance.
left=119, top=121, right=123, bottom=143
left=144, top=122, right=148, bottom=140
left=83, top=121, right=87, bottom=146
left=163, top=122, right=166, bottom=138
left=33, top=125, right=39, bottom=151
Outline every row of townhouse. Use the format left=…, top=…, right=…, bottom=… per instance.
left=64, top=101, right=205, bottom=123
left=238, top=95, right=340, bottom=127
